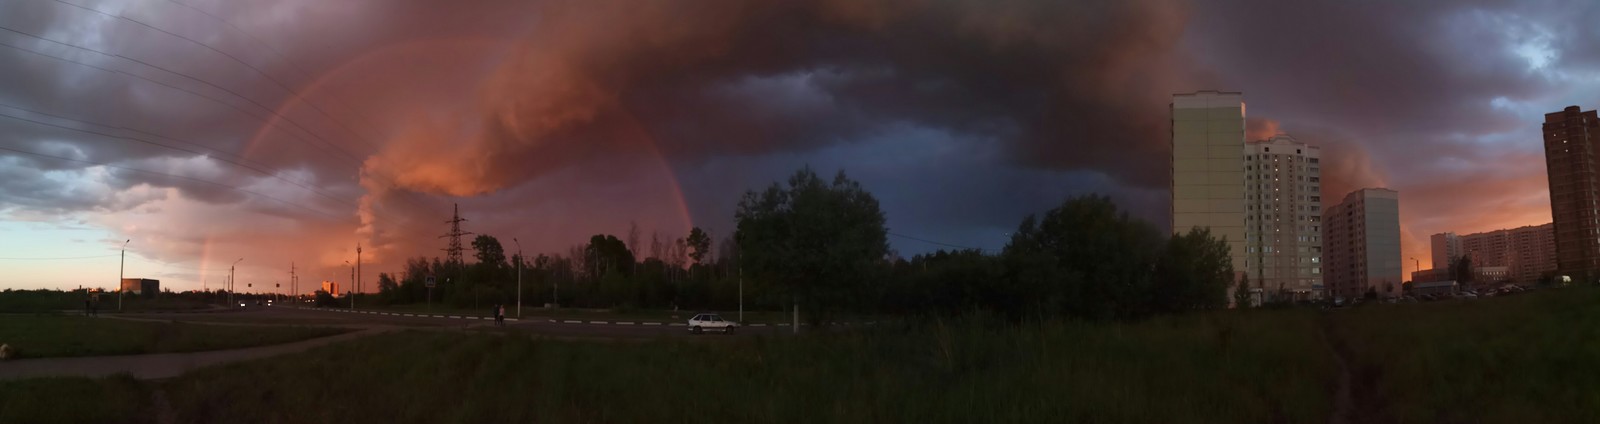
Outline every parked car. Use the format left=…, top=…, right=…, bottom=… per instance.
left=687, top=313, right=738, bottom=334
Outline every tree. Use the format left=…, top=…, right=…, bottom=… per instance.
left=627, top=221, right=641, bottom=260
left=472, top=235, right=506, bottom=268
left=736, top=167, right=888, bottom=323
left=584, top=234, right=635, bottom=277
left=1452, top=256, right=1474, bottom=290
left=377, top=272, right=399, bottom=302
left=686, top=227, right=712, bottom=265
left=1001, top=195, right=1163, bottom=321
left=1233, top=273, right=1252, bottom=309
left=1151, top=227, right=1233, bottom=313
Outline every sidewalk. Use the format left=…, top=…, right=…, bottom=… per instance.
left=0, top=327, right=391, bottom=381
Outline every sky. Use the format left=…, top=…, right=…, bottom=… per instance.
left=2, top=0, right=1598, bottom=292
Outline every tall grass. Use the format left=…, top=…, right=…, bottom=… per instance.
left=157, top=311, right=1333, bottom=423
left=0, top=375, right=152, bottom=424
left=1332, top=286, right=1600, bottom=423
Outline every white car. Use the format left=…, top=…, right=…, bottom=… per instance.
left=688, top=313, right=738, bottom=334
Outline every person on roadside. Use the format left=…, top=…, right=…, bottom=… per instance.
left=496, top=304, right=506, bottom=326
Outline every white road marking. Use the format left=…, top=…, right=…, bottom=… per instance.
left=617, top=321, right=635, bottom=325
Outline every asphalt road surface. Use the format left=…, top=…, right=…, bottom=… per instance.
left=133, top=306, right=796, bottom=339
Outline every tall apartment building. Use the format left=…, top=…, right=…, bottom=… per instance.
left=1322, top=188, right=1402, bottom=299
left=1430, top=232, right=1461, bottom=270
left=1172, top=91, right=1246, bottom=274
left=1445, top=224, right=1557, bottom=285
left=1243, top=134, right=1323, bottom=299
left=1542, top=106, right=1600, bottom=279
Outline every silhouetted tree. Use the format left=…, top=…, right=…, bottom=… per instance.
left=472, top=235, right=506, bottom=269
left=1234, top=273, right=1252, bottom=309
left=687, top=227, right=712, bottom=265
left=736, top=167, right=888, bottom=324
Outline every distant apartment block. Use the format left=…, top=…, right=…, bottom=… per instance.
left=1428, top=224, right=1556, bottom=285
left=1243, top=134, right=1322, bottom=299
left=322, top=281, right=341, bottom=297
left=1322, top=188, right=1402, bottom=299
left=1543, top=106, right=1600, bottom=279
left=1430, top=232, right=1461, bottom=271
left=1172, top=91, right=1246, bottom=274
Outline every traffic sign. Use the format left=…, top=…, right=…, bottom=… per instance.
left=426, top=275, right=437, bottom=288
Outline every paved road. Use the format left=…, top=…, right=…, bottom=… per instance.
left=241, top=306, right=796, bottom=339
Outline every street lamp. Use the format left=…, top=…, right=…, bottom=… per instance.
left=118, top=239, right=130, bottom=312
left=513, top=237, right=523, bottom=318
left=230, top=258, right=243, bottom=307
left=344, top=260, right=353, bottom=309
left=1410, top=257, right=1420, bottom=275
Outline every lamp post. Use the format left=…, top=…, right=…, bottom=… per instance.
left=230, top=258, right=243, bottom=307
left=344, top=260, right=353, bottom=309
left=738, top=265, right=743, bottom=323
left=1410, top=257, right=1420, bottom=275
left=513, top=238, right=523, bottom=318
left=118, top=239, right=129, bottom=311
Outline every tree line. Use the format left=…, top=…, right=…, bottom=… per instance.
left=366, top=166, right=1237, bottom=322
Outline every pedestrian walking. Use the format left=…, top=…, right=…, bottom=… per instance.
left=496, top=304, right=505, bottom=326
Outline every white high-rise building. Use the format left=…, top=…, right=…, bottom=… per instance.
left=1171, top=91, right=1246, bottom=274
left=1243, top=134, right=1323, bottom=299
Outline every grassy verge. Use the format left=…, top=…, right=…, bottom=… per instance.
left=0, top=316, right=348, bottom=358
left=0, top=375, right=153, bottom=424
left=8, top=311, right=1330, bottom=423
left=1331, top=286, right=1600, bottom=422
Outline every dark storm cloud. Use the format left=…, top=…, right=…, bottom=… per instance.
left=362, top=0, right=1196, bottom=196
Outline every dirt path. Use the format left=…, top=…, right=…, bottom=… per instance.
left=1320, top=313, right=1355, bottom=424
left=1319, top=312, right=1391, bottom=424
left=0, top=326, right=393, bottom=381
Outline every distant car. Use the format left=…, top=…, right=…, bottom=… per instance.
left=687, top=313, right=738, bottom=334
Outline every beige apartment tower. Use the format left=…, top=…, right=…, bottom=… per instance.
left=1323, top=188, right=1402, bottom=300
left=1244, top=134, right=1323, bottom=299
left=1172, top=91, right=1247, bottom=274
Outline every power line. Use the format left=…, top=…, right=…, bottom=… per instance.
left=52, top=0, right=381, bottom=152
left=887, top=232, right=996, bottom=252
left=0, top=23, right=448, bottom=219
left=0, top=254, right=119, bottom=260
left=0, top=104, right=347, bottom=207
left=0, top=28, right=448, bottom=231
left=0, top=25, right=359, bottom=164
left=0, top=145, right=345, bottom=220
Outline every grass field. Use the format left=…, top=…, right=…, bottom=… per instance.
left=1331, top=286, right=1600, bottom=423
left=9, top=286, right=1600, bottom=423
left=0, top=376, right=152, bottom=424
left=0, top=316, right=348, bottom=358
left=0, top=290, right=212, bottom=313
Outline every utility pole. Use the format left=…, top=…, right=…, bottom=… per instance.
left=345, top=260, right=354, bottom=309
left=514, top=238, right=523, bottom=318
left=230, top=258, right=243, bottom=307
left=118, top=239, right=129, bottom=311
left=355, top=243, right=362, bottom=310
left=739, top=266, right=744, bottom=323
left=290, top=262, right=297, bottom=303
